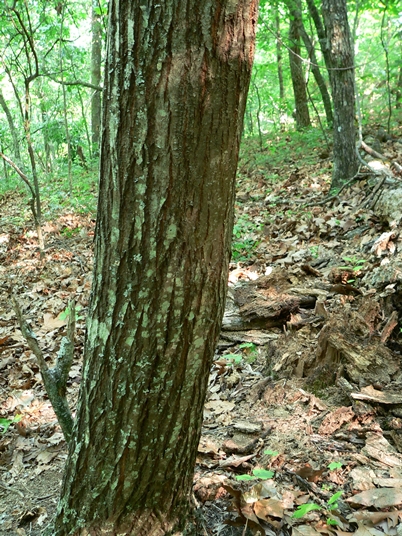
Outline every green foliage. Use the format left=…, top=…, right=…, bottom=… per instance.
left=327, top=491, right=343, bottom=509
left=0, top=414, right=22, bottom=434
left=264, top=449, right=279, bottom=457
left=238, top=342, right=258, bottom=363
left=232, top=215, right=261, bottom=261
left=59, top=304, right=83, bottom=322
left=327, top=461, right=342, bottom=471
left=327, top=517, right=339, bottom=526
left=223, top=353, right=243, bottom=365
left=338, top=256, right=366, bottom=271
left=292, top=503, right=321, bottom=518
left=292, top=491, right=343, bottom=521
left=41, top=167, right=98, bottom=217
left=236, top=468, right=275, bottom=481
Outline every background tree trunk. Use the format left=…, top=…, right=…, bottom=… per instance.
left=322, top=0, right=358, bottom=190
left=306, top=0, right=332, bottom=70
left=287, top=0, right=310, bottom=129
left=299, top=24, right=333, bottom=125
left=0, top=90, right=21, bottom=163
left=274, top=3, right=285, bottom=102
left=91, top=0, right=102, bottom=156
left=54, top=1, right=258, bottom=535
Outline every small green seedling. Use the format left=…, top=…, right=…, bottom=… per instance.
left=339, top=256, right=366, bottom=272
left=0, top=415, right=22, bottom=434
left=264, top=449, right=279, bottom=457
left=223, top=353, right=243, bottom=365
left=327, top=491, right=342, bottom=510
left=328, top=461, right=342, bottom=471
left=292, top=503, right=321, bottom=518
left=59, top=304, right=83, bottom=322
left=292, top=491, right=342, bottom=524
left=236, top=468, right=275, bottom=481
left=327, top=518, right=339, bottom=526
left=239, top=342, right=258, bottom=362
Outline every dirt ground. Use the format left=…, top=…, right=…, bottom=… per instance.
left=1, top=132, right=402, bottom=535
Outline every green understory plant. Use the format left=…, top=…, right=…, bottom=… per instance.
left=0, top=414, right=22, bottom=434
left=236, top=468, right=275, bottom=481
left=292, top=491, right=343, bottom=525
left=339, top=256, right=366, bottom=272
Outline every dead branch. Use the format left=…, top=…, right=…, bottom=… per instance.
left=12, top=296, right=75, bottom=443
left=0, top=151, right=36, bottom=199
left=361, top=140, right=387, bottom=161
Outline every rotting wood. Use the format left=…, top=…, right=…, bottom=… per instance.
left=314, top=310, right=400, bottom=385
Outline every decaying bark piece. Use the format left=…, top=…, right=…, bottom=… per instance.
left=223, top=270, right=325, bottom=331
left=313, top=309, right=400, bottom=385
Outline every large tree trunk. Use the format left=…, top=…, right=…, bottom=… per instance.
left=287, top=0, right=311, bottom=129
left=54, top=1, right=258, bottom=535
left=322, top=0, right=358, bottom=190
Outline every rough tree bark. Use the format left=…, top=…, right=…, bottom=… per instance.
left=287, top=0, right=311, bottom=129
left=54, top=1, right=258, bottom=535
left=322, top=0, right=358, bottom=190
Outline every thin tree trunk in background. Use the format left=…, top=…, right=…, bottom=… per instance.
left=299, top=25, right=333, bottom=125
left=306, top=0, right=331, bottom=70
left=287, top=0, right=310, bottom=129
left=380, top=7, right=392, bottom=133
left=54, top=1, right=258, bottom=534
left=39, top=91, right=53, bottom=173
left=396, top=62, right=402, bottom=109
left=59, top=3, right=73, bottom=194
left=275, top=3, right=285, bottom=101
left=0, top=90, right=21, bottom=164
left=91, top=0, right=102, bottom=157
left=322, top=0, right=358, bottom=190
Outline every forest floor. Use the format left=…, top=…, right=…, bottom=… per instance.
left=1, top=126, right=402, bottom=535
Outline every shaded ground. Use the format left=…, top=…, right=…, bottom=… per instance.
left=1, top=128, right=402, bottom=535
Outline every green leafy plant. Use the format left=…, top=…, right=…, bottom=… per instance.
left=236, top=468, right=275, bottom=481
left=264, top=449, right=279, bottom=457
left=231, top=215, right=261, bottom=261
left=292, top=503, right=321, bottom=518
left=238, top=342, right=258, bottom=362
left=60, top=226, right=81, bottom=238
left=328, top=461, right=342, bottom=471
left=59, top=304, right=83, bottom=322
left=292, top=491, right=342, bottom=525
left=0, top=414, right=22, bottom=434
left=339, top=256, right=366, bottom=272
left=223, top=353, right=243, bottom=365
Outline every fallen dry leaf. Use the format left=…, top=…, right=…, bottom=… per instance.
left=254, top=497, right=285, bottom=520
left=346, top=487, right=402, bottom=508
